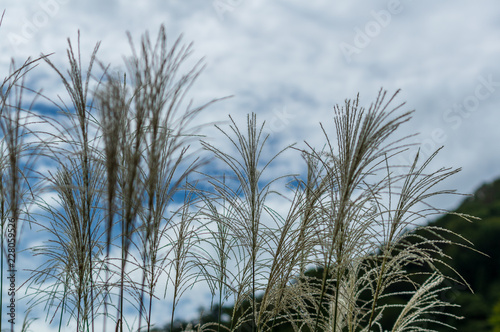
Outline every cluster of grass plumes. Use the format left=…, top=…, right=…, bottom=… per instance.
left=192, top=94, right=475, bottom=332
left=0, top=20, right=476, bottom=332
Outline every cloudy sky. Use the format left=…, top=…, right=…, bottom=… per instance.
left=1, top=0, right=500, bottom=330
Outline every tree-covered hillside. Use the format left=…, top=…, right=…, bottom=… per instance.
left=431, top=178, right=500, bottom=331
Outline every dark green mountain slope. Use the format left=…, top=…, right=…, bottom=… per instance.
left=427, top=178, right=500, bottom=331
